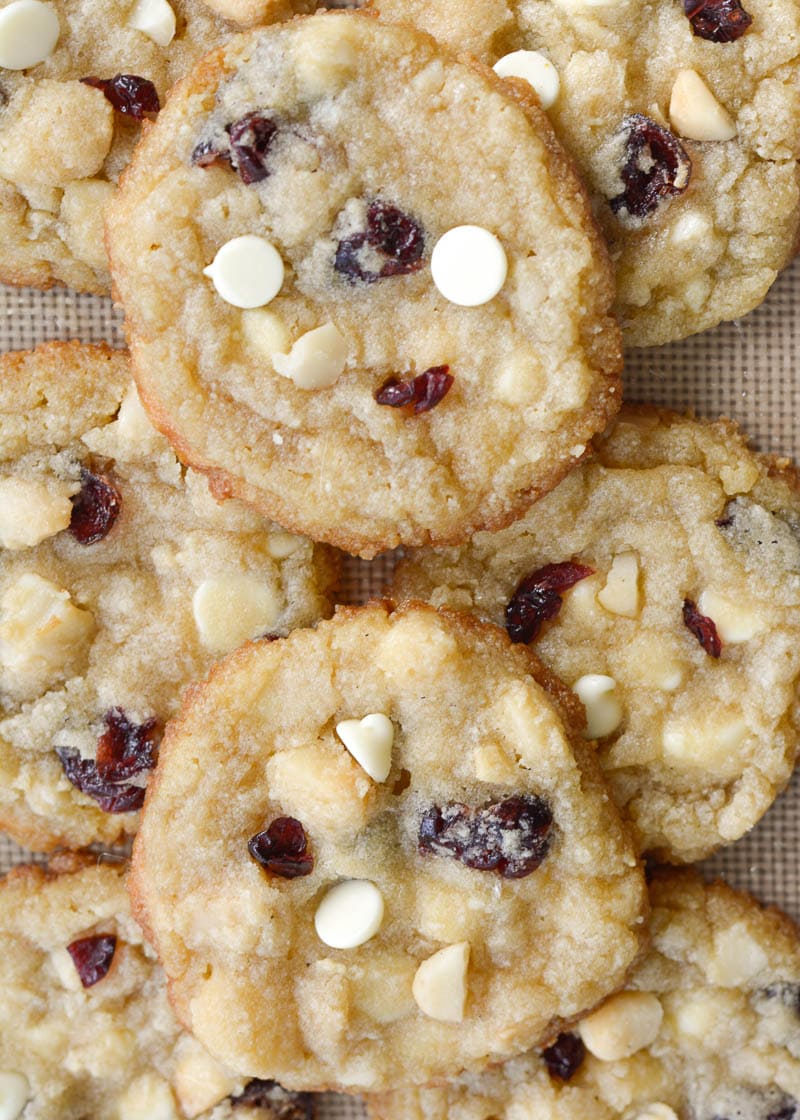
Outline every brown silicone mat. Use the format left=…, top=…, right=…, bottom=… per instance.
left=2, top=261, right=800, bottom=1113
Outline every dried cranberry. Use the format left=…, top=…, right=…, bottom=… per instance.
left=56, top=747, right=147, bottom=812
left=375, top=366, right=453, bottom=414
left=684, top=0, right=752, bottom=40
left=768, top=1106, right=798, bottom=1120
left=683, top=598, right=722, bottom=657
left=69, top=468, right=121, bottom=545
left=762, top=982, right=800, bottom=1014
left=505, top=561, right=594, bottom=644
left=67, top=934, right=117, bottom=987
left=334, top=200, right=425, bottom=283
left=610, top=114, right=691, bottom=221
left=541, top=1033, right=586, bottom=1081
left=418, top=794, right=553, bottom=879
left=95, top=708, right=159, bottom=781
left=231, top=1080, right=315, bottom=1119
left=248, top=817, right=313, bottom=879
left=191, top=137, right=230, bottom=169
left=228, top=112, right=278, bottom=185
left=81, top=74, right=160, bottom=119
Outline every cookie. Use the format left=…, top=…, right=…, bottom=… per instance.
left=370, top=869, right=800, bottom=1120
left=0, top=342, right=337, bottom=852
left=367, top=0, right=800, bottom=347
left=105, top=10, right=622, bottom=558
left=394, top=406, right=800, bottom=864
left=0, top=853, right=318, bottom=1120
left=129, top=601, right=646, bottom=1092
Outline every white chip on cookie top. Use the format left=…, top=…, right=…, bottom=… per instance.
left=669, top=69, right=736, bottom=144
left=0, top=0, right=58, bottom=70
left=430, top=226, right=508, bottom=307
left=203, top=235, right=284, bottom=309
left=336, top=713, right=394, bottom=782
left=493, top=50, right=560, bottom=110
left=412, top=942, right=470, bottom=1022
left=272, top=322, right=348, bottom=390
left=314, top=880, right=385, bottom=949
left=573, top=674, right=623, bottom=740
left=127, top=0, right=176, bottom=46
left=0, top=1072, right=30, bottom=1120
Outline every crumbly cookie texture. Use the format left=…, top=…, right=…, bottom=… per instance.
left=0, top=342, right=337, bottom=852
left=394, top=406, right=800, bottom=864
left=0, top=0, right=248, bottom=293
left=369, top=0, right=800, bottom=347
left=106, top=11, right=621, bottom=557
left=369, top=870, right=800, bottom=1120
left=0, top=854, right=317, bottom=1120
left=130, top=601, right=646, bottom=1092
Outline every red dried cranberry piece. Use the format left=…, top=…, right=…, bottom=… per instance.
left=335, top=200, right=425, bottom=283
left=228, top=112, right=278, bottom=185
left=191, top=137, right=230, bottom=169
left=684, top=0, right=752, bottom=40
left=56, top=747, right=148, bottom=812
left=768, top=1106, right=798, bottom=1120
left=683, top=598, right=722, bottom=657
left=81, top=74, right=160, bottom=119
left=610, top=114, right=691, bottom=221
left=419, top=794, right=553, bottom=879
left=67, top=933, right=117, bottom=987
left=541, top=1033, right=586, bottom=1081
left=248, top=817, right=314, bottom=879
left=69, top=468, right=121, bottom=545
left=95, top=708, right=159, bottom=781
left=505, top=561, right=594, bottom=644
left=375, top=366, right=453, bottom=414
left=231, top=1080, right=315, bottom=1119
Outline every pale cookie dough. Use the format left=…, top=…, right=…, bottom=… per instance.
left=368, top=0, right=800, bottom=347
left=370, top=870, right=800, bottom=1120
left=129, top=602, right=646, bottom=1092
left=0, top=0, right=242, bottom=293
left=394, top=406, right=800, bottom=863
left=106, top=11, right=622, bottom=557
left=0, top=342, right=337, bottom=852
left=0, top=854, right=317, bottom=1120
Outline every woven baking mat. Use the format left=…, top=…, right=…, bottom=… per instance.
left=2, top=263, right=800, bottom=1113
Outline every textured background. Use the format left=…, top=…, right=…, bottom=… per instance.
left=2, top=264, right=800, bottom=1112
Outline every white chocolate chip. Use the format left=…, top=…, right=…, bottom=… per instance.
left=631, top=1105, right=679, bottom=1120
left=578, top=991, right=663, bottom=1061
left=697, top=588, right=765, bottom=643
left=203, top=236, right=284, bottom=309
left=573, top=674, right=623, bottom=739
left=0, top=477, right=73, bottom=548
left=335, top=713, right=394, bottom=782
left=0, top=1071, right=30, bottom=1120
left=118, top=1073, right=180, bottom=1120
left=314, top=880, right=384, bottom=949
left=115, top=382, right=163, bottom=451
left=663, top=715, right=747, bottom=775
left=670, top=210, right=713, bottom=245
left=493, top=50, right=560, bottom=109
left=412, top=942, right=470, bottom=1022
left=0, top=573, right=95, bottom=688
left=127, top=0, right=175, bottom=46
left=431, top=226, right=507, bottom=307
left=272, top=322, right=348, bottom=390
left=672, top=993, right=720, bottom=1039
left=192, top=575, right=282, bottom=654
left=242, top=308, right=291, bottom=361
left=669, top=69, right=736, bottom=142
left=265, top=531, right=303, bottom=559
left=705, top=922, right=768, bottom=986
left=171, top=1042, right=238, bottom=1118
left=0, top=0, right=58, bottom=69
left=597, top=552, right=641, bottom=617
left=50, top=946, right=84, bottom=990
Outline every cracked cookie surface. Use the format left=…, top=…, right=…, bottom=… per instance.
left=130, top=601, right=646, bottom=1092
left=394, top=407, right=800, bottom=863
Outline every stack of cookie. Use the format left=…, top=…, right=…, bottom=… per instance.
left=2, top=3, right=800, bottom=1119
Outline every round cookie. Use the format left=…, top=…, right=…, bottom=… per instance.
left=394, top=406, right=800, bottom=864
left=0, top=342, right=337, bottom=852
left=0, top=854, right=317, bottom=1120
left=106, top=10, right=622, bottom=557
left=367, top=0, right=800, bottom=347
left=369, top=870, right=800, bottom=1120
left=130, top=601, right=647, bottom=1092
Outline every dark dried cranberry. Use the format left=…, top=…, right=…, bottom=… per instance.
left=610, top=114, right=691, bottom=221
left=334, top=200, right=425, bottom=283
left=541, top=1033, right=586, bottom=1081
left=231, top=1080, right=315, bottom=1119
left=505, top=561, right=594, bottom=644
left=761, top=982, right=800, bottom=1013
left=248, top=817, right=313, bottom=879
left=95, top=708, right=159, bottom=781
left=419, top=794, right=553, bottom=879
left=683, top=598, right=722, bottom=657
left=56, top=747, right=147, bottom=812
left=67, top=934, right=117, bottom=987
left=81, top=75, right=160, bottom=119
left=228, top=112, right=278, bottom=185
left=375, top=366, right=453, bottom=414
left=69, top=468, right=122, bottom=544
left=684, top=0, right=752, bottom=40
left=191, top=137, right=230, bottom=169
left=768, top=1107, right=798, bottom=1120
